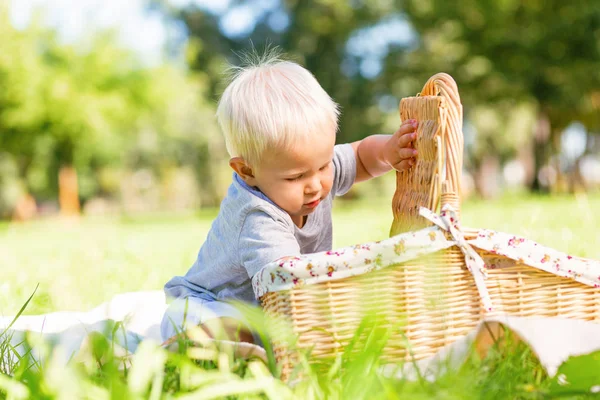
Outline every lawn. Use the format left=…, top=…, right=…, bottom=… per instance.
left=1, top=192, right=600, bottom=399
left=2, top=191, right=598, bottom=317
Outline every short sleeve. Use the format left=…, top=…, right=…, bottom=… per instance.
left=238, top=208, right=301, bottom=278
left=331, top=143, right=357, bottom=196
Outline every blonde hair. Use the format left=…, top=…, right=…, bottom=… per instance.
left=216, top=52, right=339, bottom=166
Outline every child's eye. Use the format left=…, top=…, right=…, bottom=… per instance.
left=319, top=161, right=332, bottom=171
left=286, top=175, right=303, bottom=181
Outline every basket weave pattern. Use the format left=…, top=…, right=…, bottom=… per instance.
left=259, top=74, right=600, bottom=378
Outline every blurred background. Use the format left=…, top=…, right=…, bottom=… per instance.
left=1, top=0, right=599, bottom=220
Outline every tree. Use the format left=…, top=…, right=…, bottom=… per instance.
left=397, top=0, right=600, bottom=192
left=128, top=65, right=228, bottom=207
left=0, top=12, right=153, bottom=214
left=0, top=2, right=231, bottom=217
left=170, top=0, right=411, bottom=146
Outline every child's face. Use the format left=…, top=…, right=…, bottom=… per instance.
left=252, top=133, right=335, bottom=227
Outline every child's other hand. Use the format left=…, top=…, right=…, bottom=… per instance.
left=383, top=119, right=418, bottom=172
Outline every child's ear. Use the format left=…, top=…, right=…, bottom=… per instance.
left=229, top=157, right=258, bottom=185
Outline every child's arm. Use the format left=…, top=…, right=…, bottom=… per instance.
left=351, top=119, right=418, bottom=183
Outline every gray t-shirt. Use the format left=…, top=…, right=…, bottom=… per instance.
left=163, top=143, right=357, bottom=304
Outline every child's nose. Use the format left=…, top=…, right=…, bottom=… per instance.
left=305, top=177, right=322, bottom=194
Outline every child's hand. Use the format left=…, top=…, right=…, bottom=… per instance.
left=382, top=119, right=418, bottom=172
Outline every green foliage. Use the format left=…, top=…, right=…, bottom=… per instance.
left=1, top=298, right=596, bottom=399
left=2, top=194, right=600, bottom=398
left=127, top=66, right=228, bottom=207
left=548, top=351, right=600, bottom=397
left=0, top=15, right=146, bottom=199
left=399, top=0, right=600, bottom=188
left=177, top=0, right=407, bottom=146
left=0, top=285, right=38, bottom=378
left=1, top=193, right=599, bottom=316
left=3, top=0, right=600, bottom=210
left=401, top=0, right=600, bottom=112
left=174, top=0, right=600, bottom=194
left=0, top=6, right=226, bottom=211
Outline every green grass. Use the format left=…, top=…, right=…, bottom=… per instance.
left=2, top=191, right=599, bottom=316
left=1, top=192, right=600, bottom=398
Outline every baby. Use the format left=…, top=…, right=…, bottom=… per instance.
left=161, top=53, right=417, bottom=344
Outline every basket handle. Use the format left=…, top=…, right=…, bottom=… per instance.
left=390, top=73, right=464, bottom=236
left=419, top=73, right=464, bottom=215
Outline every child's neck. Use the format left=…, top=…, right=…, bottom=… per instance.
left=291, top=215, right=307, bottom=229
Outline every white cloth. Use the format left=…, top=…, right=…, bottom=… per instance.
left=387, top=315, right=600, bottom=380
left=1, top=291, right=167, bottom=366
left=2, top=291, right=600, bottom=378
left=160, top=295, right=249, bottom=342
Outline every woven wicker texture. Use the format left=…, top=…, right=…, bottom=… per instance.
left=259, top=73, right=600, bottom=380
left=391, top=73, right=463, bottom=235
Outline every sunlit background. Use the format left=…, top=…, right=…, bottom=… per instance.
left=1, top=0, right=599, bottom=220
left=2, top=4, right=600, bottom=396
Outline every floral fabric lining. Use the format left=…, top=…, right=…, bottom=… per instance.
left=252, top=206, right=600, bottom=308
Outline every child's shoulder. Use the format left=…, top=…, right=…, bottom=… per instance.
left=218, top=177, right=294, bottom=229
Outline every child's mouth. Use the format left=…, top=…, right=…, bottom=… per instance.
left=305, top=199, right=320, bottom=208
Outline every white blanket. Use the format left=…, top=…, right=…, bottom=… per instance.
left=1, top=291, right=167, bottom=366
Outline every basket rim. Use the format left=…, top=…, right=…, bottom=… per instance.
left=253, top=220, right=600, bottom=299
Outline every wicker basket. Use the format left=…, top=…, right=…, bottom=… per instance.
left=257, top=73, right=600, bottom=379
